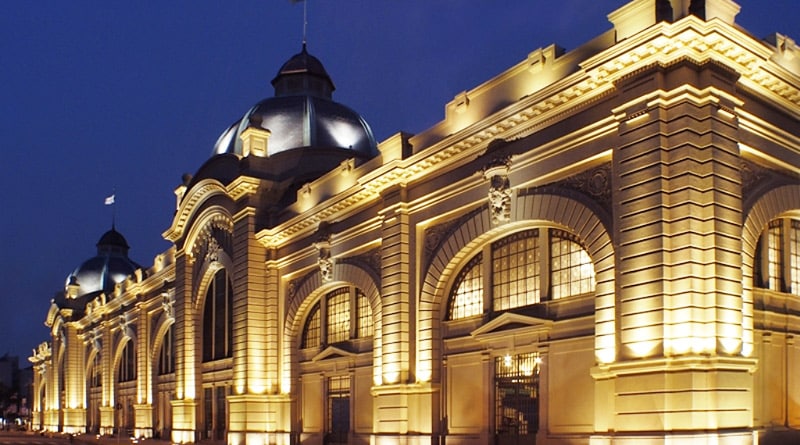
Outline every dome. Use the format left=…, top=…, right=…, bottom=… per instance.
left=212, top=45, right=378, bottom=159
left=64, top=228, right=142, bottom=301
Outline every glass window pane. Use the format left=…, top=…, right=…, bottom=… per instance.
left=550, top=229, right=595, bottom=300
left=492, top=230, right=540, bottom=311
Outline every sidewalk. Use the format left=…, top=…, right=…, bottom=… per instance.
left=70, top=433, right=225, bottom=445
left=71, top=433, right=173, bottom=445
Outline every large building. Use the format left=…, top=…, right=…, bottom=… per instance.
left=30, top=0, right=800, bottom=443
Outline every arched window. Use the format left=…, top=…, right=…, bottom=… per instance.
left=117, top=341, right=136, bottom=383
left=202, top=269, right=233, bottom=362
left=300, top=286, right=372, bottom=350
left=755, top=217, right=800, bottom=294
left=450, top=254, right=483, bottom=319
left=158, top=324, right=175, bottom=375
left=301, top=302, right=321, bottom=349
left=90, top=353, right=101, bottom=388
left=448, top=227, right=595, bottom=320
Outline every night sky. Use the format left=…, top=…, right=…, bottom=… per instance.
left=1, top=1, right=796, bottom=363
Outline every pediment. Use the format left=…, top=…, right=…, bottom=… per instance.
left=470, top=312, right=552, bottom=342
left=312, top=345, right=356, bottom=362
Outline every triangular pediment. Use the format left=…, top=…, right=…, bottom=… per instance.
left=470, top=312, right=552, bottom=342
left=312, top=345, right=356, bottom=362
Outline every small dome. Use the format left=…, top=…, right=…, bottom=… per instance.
left=64, top=228, right=141, bottom=301
left=212, top=45, right=378, bottom=159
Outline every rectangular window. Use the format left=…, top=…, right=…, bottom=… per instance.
left=301, top=304, right=321, bottom=349
left=492, top=230, right=539, bottom=311
left=768, top=220, right=783, bottom=291
left=356, top=290, right=373, bottom=338
left=327, top=288, right=350, bottom=344
left=791, top=220, right=800, bottom=295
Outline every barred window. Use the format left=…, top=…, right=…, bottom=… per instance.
left=448, top=227, right=595, bottom=320
left=495, top=352, right=540, bottom=438
left=551, top=230, right=596, bottom=300
left=449, top=253, right=483, bottom=319
left=301, top=302, right=321, bottom=349
left=327, top=288, right=351, bottom=344
left=356, top=290, right=373, bottom=338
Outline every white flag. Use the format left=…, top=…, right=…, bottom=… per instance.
left=105, top=194, right=115, bottom=205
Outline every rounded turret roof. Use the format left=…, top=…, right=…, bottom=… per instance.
left=63, top=228, right=141, bottom=301
left=212, top=45, right=378, bottom=159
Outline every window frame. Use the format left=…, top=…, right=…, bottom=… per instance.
left=447, top=226, right=596, bottom=320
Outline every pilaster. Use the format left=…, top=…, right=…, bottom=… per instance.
left=135, top=302, right=153, bottom=438
left=173, top=250, right=197, bottom=441
left=62, top=323, right=85, bottom=432
left=603, top=57, right=753, bottom=436
left=378, top=184, right=411, bottom=386
left=134, top=404, right=154, bottom=439
left=100, top=320, right=114, bottom=434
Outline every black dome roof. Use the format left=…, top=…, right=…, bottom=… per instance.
left=63, top=228, right=141, bottom=302
left=212, top=45, right=377, bottom=159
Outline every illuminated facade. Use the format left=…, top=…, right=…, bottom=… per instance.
left=30, top=0, right=800, bottom=443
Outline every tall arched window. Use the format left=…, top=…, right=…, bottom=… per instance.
left=117, top=341, right=136, bottom=382
left=448, top=227, right=595, bottom=320
left=90, top=353, right=102, bottom=388
left=755, top=217, right=800, bottom=294
left=300, top=286, right=372, bottom=349
left=158, top=324, right=175, bottom=375
left=202, top=269, right=233, bottom=362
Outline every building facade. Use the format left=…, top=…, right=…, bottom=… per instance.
left=31, top=0, right=800, bottom=443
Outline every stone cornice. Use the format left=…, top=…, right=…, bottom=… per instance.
left=257, top=15, right=800, bottom=250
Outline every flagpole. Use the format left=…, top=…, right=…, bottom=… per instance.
left=303, top=0, right=308, bottom=47
left=105, top=190, right=117, bottom=230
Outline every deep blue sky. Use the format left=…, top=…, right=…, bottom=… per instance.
left=0, top=1, right=796, bottom=363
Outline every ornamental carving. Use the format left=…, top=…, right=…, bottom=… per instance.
left=338, top=248, right=382, bottom=284
left=162, top=292, right=175, bottom=321
left=90, top=328, right=102, bottom=353
left=483, top=156, right=513, bottom=226
left=314, top=223, right=334, bottom=283
left=119, top=313, right=133, bottom=340
left=422, top=205, right=485, bottom=274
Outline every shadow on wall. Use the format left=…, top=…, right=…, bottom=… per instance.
left=761, top=428, right=800, bottom=445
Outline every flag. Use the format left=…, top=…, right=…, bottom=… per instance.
left=290, top=0, right=304, bottom=3
left=105, top=194, right=115, bottom=205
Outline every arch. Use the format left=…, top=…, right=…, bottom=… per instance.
left=193, top=252, right=234, bottom=312
left=418, top=192, right=616, bottom=381
left=741, top=185, right=800, bottom=357
left=150, top=315, right=176, bottom=367
left=183, top=205, right=234, bottom=265
left=283, top=262, right=382, bottom=392
left=111, top=336, right=135, bottom=376
left=164, top=180, right=230, bottom=242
